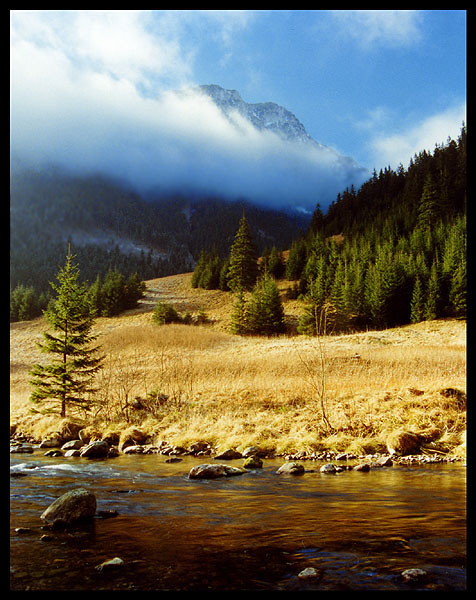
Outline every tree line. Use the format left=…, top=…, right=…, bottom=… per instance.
left=11, top=266, right=146, bottom=322
left=291, top=126, right=466, bottom=333
left=192, top=126, right=466, bottom=335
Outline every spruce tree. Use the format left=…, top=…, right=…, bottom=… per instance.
left=424, top=260, right=440, bottom=321
left=227, top=215, right=258, bottom=292
left=410, top=276, right=425, bottom=323
left=29, top=248, right=103, bottom=418
left=230, top=288, right=249, bottom=335
left=247, top=274, right=286, bottom=335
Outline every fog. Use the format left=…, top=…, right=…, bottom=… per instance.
left=10, top=13, right=368, bottom=213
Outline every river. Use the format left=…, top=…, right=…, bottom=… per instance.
left=10, top=451, right=467, bottom=591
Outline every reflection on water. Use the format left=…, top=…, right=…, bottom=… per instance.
left=10, top=452, right=466, bottom=591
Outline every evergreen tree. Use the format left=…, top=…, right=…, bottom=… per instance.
left=267, top=245, right=285, bottom=279
left=417, top=173, right=441, bottom=230
left=227, top=215, right=259, bottom=292
left=29, top=248, right=103, bottom=418
left=449, top=261, right=466, bottom=318
left=247, top=275, right=286, bottom=335
left=101, top=268, right=127, bottom=316
left=229, top=289, right=249, bottom=335
left=424, top=260, right=440, bottom=321
left=410, top=276, right=425, bottom=323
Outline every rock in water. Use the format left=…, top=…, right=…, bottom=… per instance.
left=40, top=488, right=96, bottom=525
left=79, top=440, right=109, bottom=458
left=276, top=461, right=305, bottom=475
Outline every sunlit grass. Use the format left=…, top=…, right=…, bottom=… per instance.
left=10, top=274, right=466, bottom=455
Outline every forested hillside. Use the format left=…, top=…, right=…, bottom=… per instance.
left=10, top=168, right=307, bottom=297
left=290, top=126, right=466, bottom=332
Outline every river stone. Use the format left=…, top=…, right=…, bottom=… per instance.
left=376, top=455, right=393, bottom=467
left=41, top=488, right=96, bottom=525
left=61, top=440, right=83, bottom=451
left=401, top=568, right=428, bottom=583
left=214, top=448, right=243, bottom=460
left=189, top=464, right=227, bottom=479
left=64, top=449, right=81, bottom=457
left=242, top=445, right=266, bottom=458
left=122, top=445, right=144, bottom=454
left=80, top=440, right=109, bottom=458
left=276, top=462, right=305, bottom=475
left=354, top=462, right=371, bottom=472
left=243, top=455, right=263, bottom=469
left=320, top=463, right=337, bottom=474
left=188, top=463, right=245, bottom=479
left=298, top=567, right=320, bottom=579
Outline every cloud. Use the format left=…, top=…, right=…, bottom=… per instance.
left=369, top=103, right=466, bottom=170
left=10, top=10, right=367, bottom=212
left=329, top=10, right=423, bottom=49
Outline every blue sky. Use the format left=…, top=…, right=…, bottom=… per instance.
left=10, top=10, right=466, bottom=212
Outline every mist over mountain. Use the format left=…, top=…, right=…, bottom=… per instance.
left=11, top=83, right=368, bottom=214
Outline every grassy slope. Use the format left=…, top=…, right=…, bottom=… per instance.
left=10, top=273, right=467, bottom=456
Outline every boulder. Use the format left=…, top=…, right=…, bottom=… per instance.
left=189, top=464, right=227, bottom=479
left=320, top=463, right=337, bottom=474
left=276, top=461, right=305, bottom=475
left=188, top=463, right=245, bottom=479
left=80, top=440, right=109, bottom=458
left=41, top=488, right=96, bottom=525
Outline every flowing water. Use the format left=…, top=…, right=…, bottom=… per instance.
left=10, top=451, right=467, bottom=591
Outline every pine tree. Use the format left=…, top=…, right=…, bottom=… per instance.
left=227, top=215, right=258, bottom=292
left=29, top=248, right=103, bottom=418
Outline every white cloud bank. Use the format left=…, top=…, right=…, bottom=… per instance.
left=10, top=10, right=367, bottom=212
left=369, top=103, right=466, bottom=170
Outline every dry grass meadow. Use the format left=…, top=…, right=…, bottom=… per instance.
left=10, top=273, right=467, bottom=456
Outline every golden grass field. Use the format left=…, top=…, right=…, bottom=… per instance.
left=10, top=273, right=467, bottom=456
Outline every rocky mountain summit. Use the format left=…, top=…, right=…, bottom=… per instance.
left=197, top=84, right=324, bottom=148
left=196, top=84, right=364, bottom=177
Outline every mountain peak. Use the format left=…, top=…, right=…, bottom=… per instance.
left=196, top=84, right=320, bottom=147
